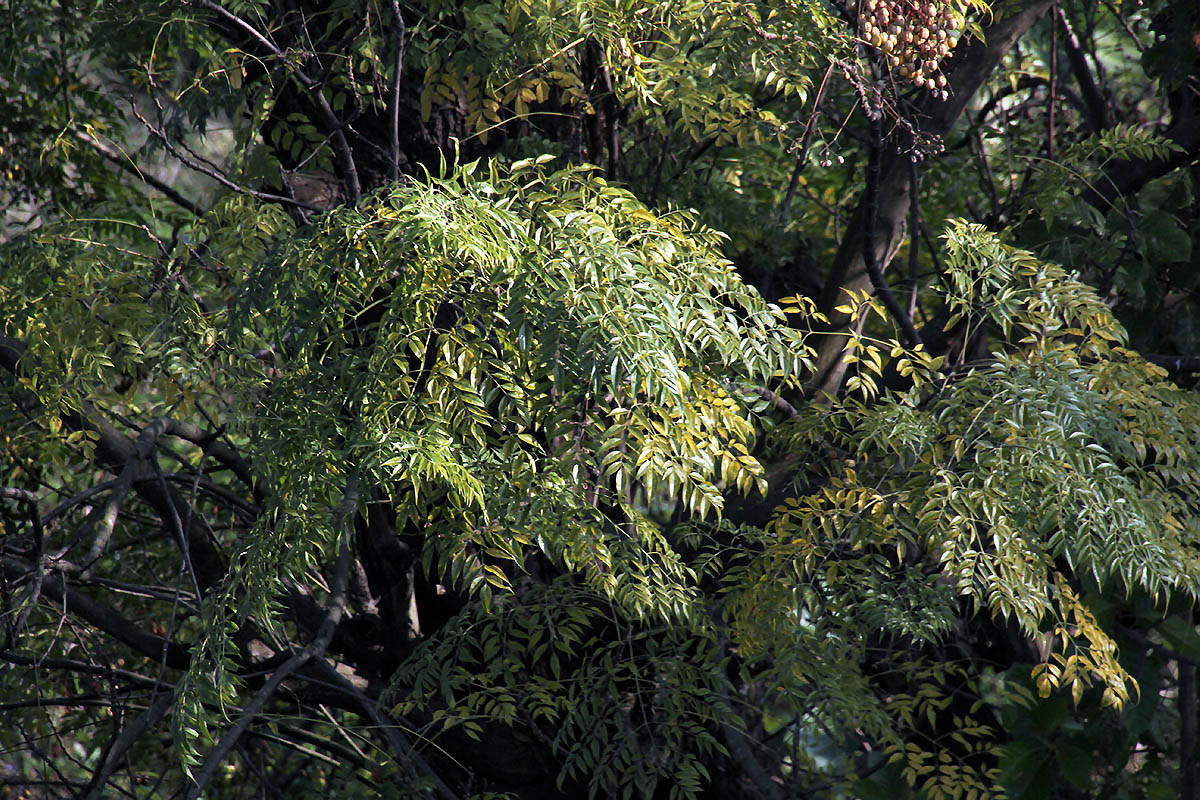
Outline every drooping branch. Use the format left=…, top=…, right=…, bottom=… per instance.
left=77, top=132, right=205, bottom=216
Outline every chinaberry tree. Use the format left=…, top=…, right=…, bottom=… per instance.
left=3, top=1, right=1200, bottom=798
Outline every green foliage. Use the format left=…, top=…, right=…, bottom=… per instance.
left=391, top=579, right=729, bottom=800
left=415, top=0, right=838, bottom=146
left=165, top=156, right=812, bottom=771
left=6, top=1, right=1200, bottom=799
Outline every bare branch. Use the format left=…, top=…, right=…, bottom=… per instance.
left=780, top=62, right=835, bottom=222
left=161, top=418, right=261, bottom=504
left=1, top=486, right=44, bottom=646
left=0, top=651, right=163, bottom=690
left=127, top=103, right=323, bottom=213
left=82, top=689, right=175, bottom=800
left=305, top=658, right=464, bottom=800
left=76, top=132, right=204, bottom=216
left=745, top=385, right=798, bottom=418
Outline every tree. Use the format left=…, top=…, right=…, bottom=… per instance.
left=3, top=1, right=1200, bottom=798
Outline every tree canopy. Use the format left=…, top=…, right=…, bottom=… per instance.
left=4, top=1, right=1200, bottom=798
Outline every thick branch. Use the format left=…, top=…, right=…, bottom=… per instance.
left=160, top=418, right=261, bottom=504
left=1, top=558, right=191, bottom=668
left=720, top=722, right=785, bottom=800
left=1085, top=106, right=1200, bottom=210
left=0, top=335, right=228, bottom=590
left=806, top=0, right=1055, bottom=399
left=1117, top=623, right=1200, bottom=668
left=80, top=418, right=171, bottom=577
left=1184, top=617, right=1199, bottom=800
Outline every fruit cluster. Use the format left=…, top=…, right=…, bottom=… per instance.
left=857, top=0, right=960, bottom=96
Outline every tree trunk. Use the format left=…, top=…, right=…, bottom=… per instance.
left=805, top=0, right=1054, bottom=400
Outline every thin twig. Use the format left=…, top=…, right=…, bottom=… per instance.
left=128, top=103, right=322, bottom=213
left=77, top=133, right=204, bottom=216
left=780, top=62, right=835, bottom=222
left=0, top=487, right=43, bottom=648
left=305, top=659, right=464, bottom=800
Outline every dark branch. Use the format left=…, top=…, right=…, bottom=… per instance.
left=1144, top=354, right=1200, bottom=373
left=1054, top=4, right=1111, bottom=132
left=1, top=558, right=191, bottom=668
left=389, top=0, right=406, bottom=185
left=1117, top=623, right=1200, bottom=668
left=77, top=132, right=205, bottom=216
left=0, top=651, right=164, bottom=689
